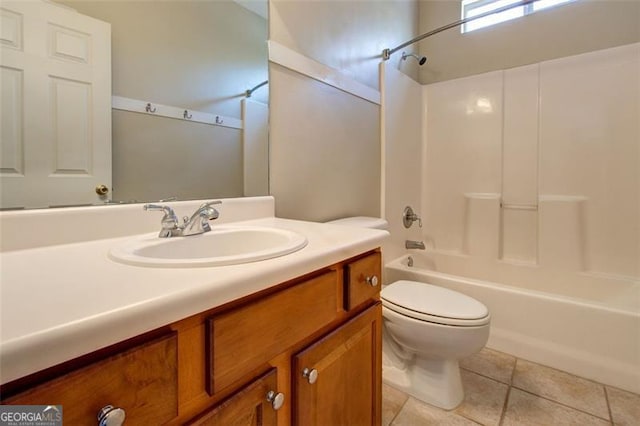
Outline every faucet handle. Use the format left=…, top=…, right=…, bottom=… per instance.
left=143, top=203, right=176, bottom=216
left=200, top=200, right=222, bottom=208
left=143, top=204, right=180, bottom=237
left=403, top=206, right=422, bottom=228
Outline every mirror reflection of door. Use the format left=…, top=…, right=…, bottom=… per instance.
left=1, top=0, right=112, bottom=209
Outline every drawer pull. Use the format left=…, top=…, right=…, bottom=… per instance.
left=266, top=390, right=285, bottom=410
left=97, top=405, right=126, bottom=426
left=365, top=275, right=379, bottom=287
left=302, top=367, right=318, bottom=384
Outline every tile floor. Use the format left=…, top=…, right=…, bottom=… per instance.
left=382, top=348, right=640, bottom=426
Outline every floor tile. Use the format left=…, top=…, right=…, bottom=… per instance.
left=502, top=388, right=611, bottom=426
left=454, top=370, right=509, bottom=426
left=460, top=347, right=516, bottom=384
left=512, top=359, right=609, bottom=419
left=382, top=383, right=409, bottom=426
left=606, top=386, right=640, bottom=426
left=391, top=397, right=480, bottom=426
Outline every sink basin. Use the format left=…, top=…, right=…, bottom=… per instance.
left=109, top=225, right=308, bottom=267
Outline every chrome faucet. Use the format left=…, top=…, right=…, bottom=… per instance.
left=405, top=240, right=425, bottom=250
left=182, top=201, right=221, bottom=236
left=144, top=201, right=221, bottom=238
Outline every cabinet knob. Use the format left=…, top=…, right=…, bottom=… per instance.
left=97, top=405, right=125, bottom=426
left=302, top=367, right=318, bottom=384
left=266, top=390, right=285, bottom=410
left=365, top=275, right=379, bottom=287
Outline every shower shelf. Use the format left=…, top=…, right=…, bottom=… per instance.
left=500, top=203, right=538, bottom=211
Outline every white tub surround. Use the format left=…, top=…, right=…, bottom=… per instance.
left=385, top=254, right=640, bottom=395
left=422, top=43, right=639, bottom=281
left=0, top=196, right=389, bottom=384
left=397, top=43, right=640, bottom=395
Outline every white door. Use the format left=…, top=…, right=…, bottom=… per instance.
left=1, top=0, right=111, bottom=209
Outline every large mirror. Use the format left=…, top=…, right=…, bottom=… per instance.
left=0, top=0, right=268, bottom=210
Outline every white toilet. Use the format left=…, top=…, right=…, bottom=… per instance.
left=381, top=280, right=490, bottom=409
left=326, top=216, right=491, bottom=410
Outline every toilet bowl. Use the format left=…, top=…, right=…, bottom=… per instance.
left=325, top=216, right=490, bottom=409
left=381, top=280, right=490, bottom=409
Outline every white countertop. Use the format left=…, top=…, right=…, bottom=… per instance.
left=0, top=217, right=388, bottom=384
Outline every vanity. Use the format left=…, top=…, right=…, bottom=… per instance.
left=0, top=197, right=387, bottom=425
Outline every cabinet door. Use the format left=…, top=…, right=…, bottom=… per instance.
left=293, top=303, right=382, bottom=426
left=187, top=369, right=280, bottom=426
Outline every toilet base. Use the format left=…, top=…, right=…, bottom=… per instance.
left=383, top=351, right=464, bottom=410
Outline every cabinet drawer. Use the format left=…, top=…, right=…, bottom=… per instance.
left=344, top=251, right=381, bottom=310
left=187, top=369, right=279, bottom=426
left=208, top=270, right=339, bottom=394
left=4, top=333, right=178, bottom=425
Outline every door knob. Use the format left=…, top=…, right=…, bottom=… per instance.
left=95, top=184, right=109, bottom=196
left=302, top=367, right=318, bottom=384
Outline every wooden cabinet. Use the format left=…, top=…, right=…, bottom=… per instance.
left=293, top=304, right=382, bottom=426
left=3, top=333, right=178, bottom=425
left=207, top=270, right=339, bottom=395
left=345, top=251, right=382, bottom=310
left=1, top=249, right=382, bottom=426
left=187, top=369, right=279, bottom=426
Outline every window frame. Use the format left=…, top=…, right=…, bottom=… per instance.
left=461, top=0, right=576, bottom=34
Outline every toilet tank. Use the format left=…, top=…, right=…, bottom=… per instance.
left=325, top=216, right=389, bottom=230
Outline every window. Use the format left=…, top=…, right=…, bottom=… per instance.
left=461, top=0, right=576, bottom=33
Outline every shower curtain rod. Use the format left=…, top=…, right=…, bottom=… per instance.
left=245, top=80, right=268, bottom=97
left=382, top=0, right=538, bottom=60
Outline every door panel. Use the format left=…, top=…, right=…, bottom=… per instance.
left=0, top=0, right=111, bottom=209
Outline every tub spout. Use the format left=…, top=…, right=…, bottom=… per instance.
left=406, top=240, right=425, bottom=250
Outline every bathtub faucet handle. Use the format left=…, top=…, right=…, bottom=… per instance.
left=403, top=206, right=422, bottom=228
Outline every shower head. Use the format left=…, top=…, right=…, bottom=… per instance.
left=402, top=52, right=427, bottom=66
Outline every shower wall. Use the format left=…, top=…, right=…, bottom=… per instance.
left=422, top=42, right=639, bottom=284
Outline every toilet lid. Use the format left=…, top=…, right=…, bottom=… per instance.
left=381, top=280, right=489, bottom=325
left=325, top=216, right=389, bottom=230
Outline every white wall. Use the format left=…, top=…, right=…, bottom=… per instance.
left=242, top=99, right=270, bottom=197
left=421, top=43, right=639, bottom=286
left=112, top=111, right=243, bottom=202
left=417, top=0, right=640, bottom=84
left=269, top=63, right=381, bottom=221
left=381, top=63, right=424, bottom=261
left=270, top=0, right=418, bottom=90
left=268, top=0, right=418, bottom=221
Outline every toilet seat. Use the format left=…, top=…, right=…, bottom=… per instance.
left=381, top=280, right=490, bottom=327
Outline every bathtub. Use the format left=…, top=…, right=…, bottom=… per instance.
left=385, top=253, right=640, bottom=394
